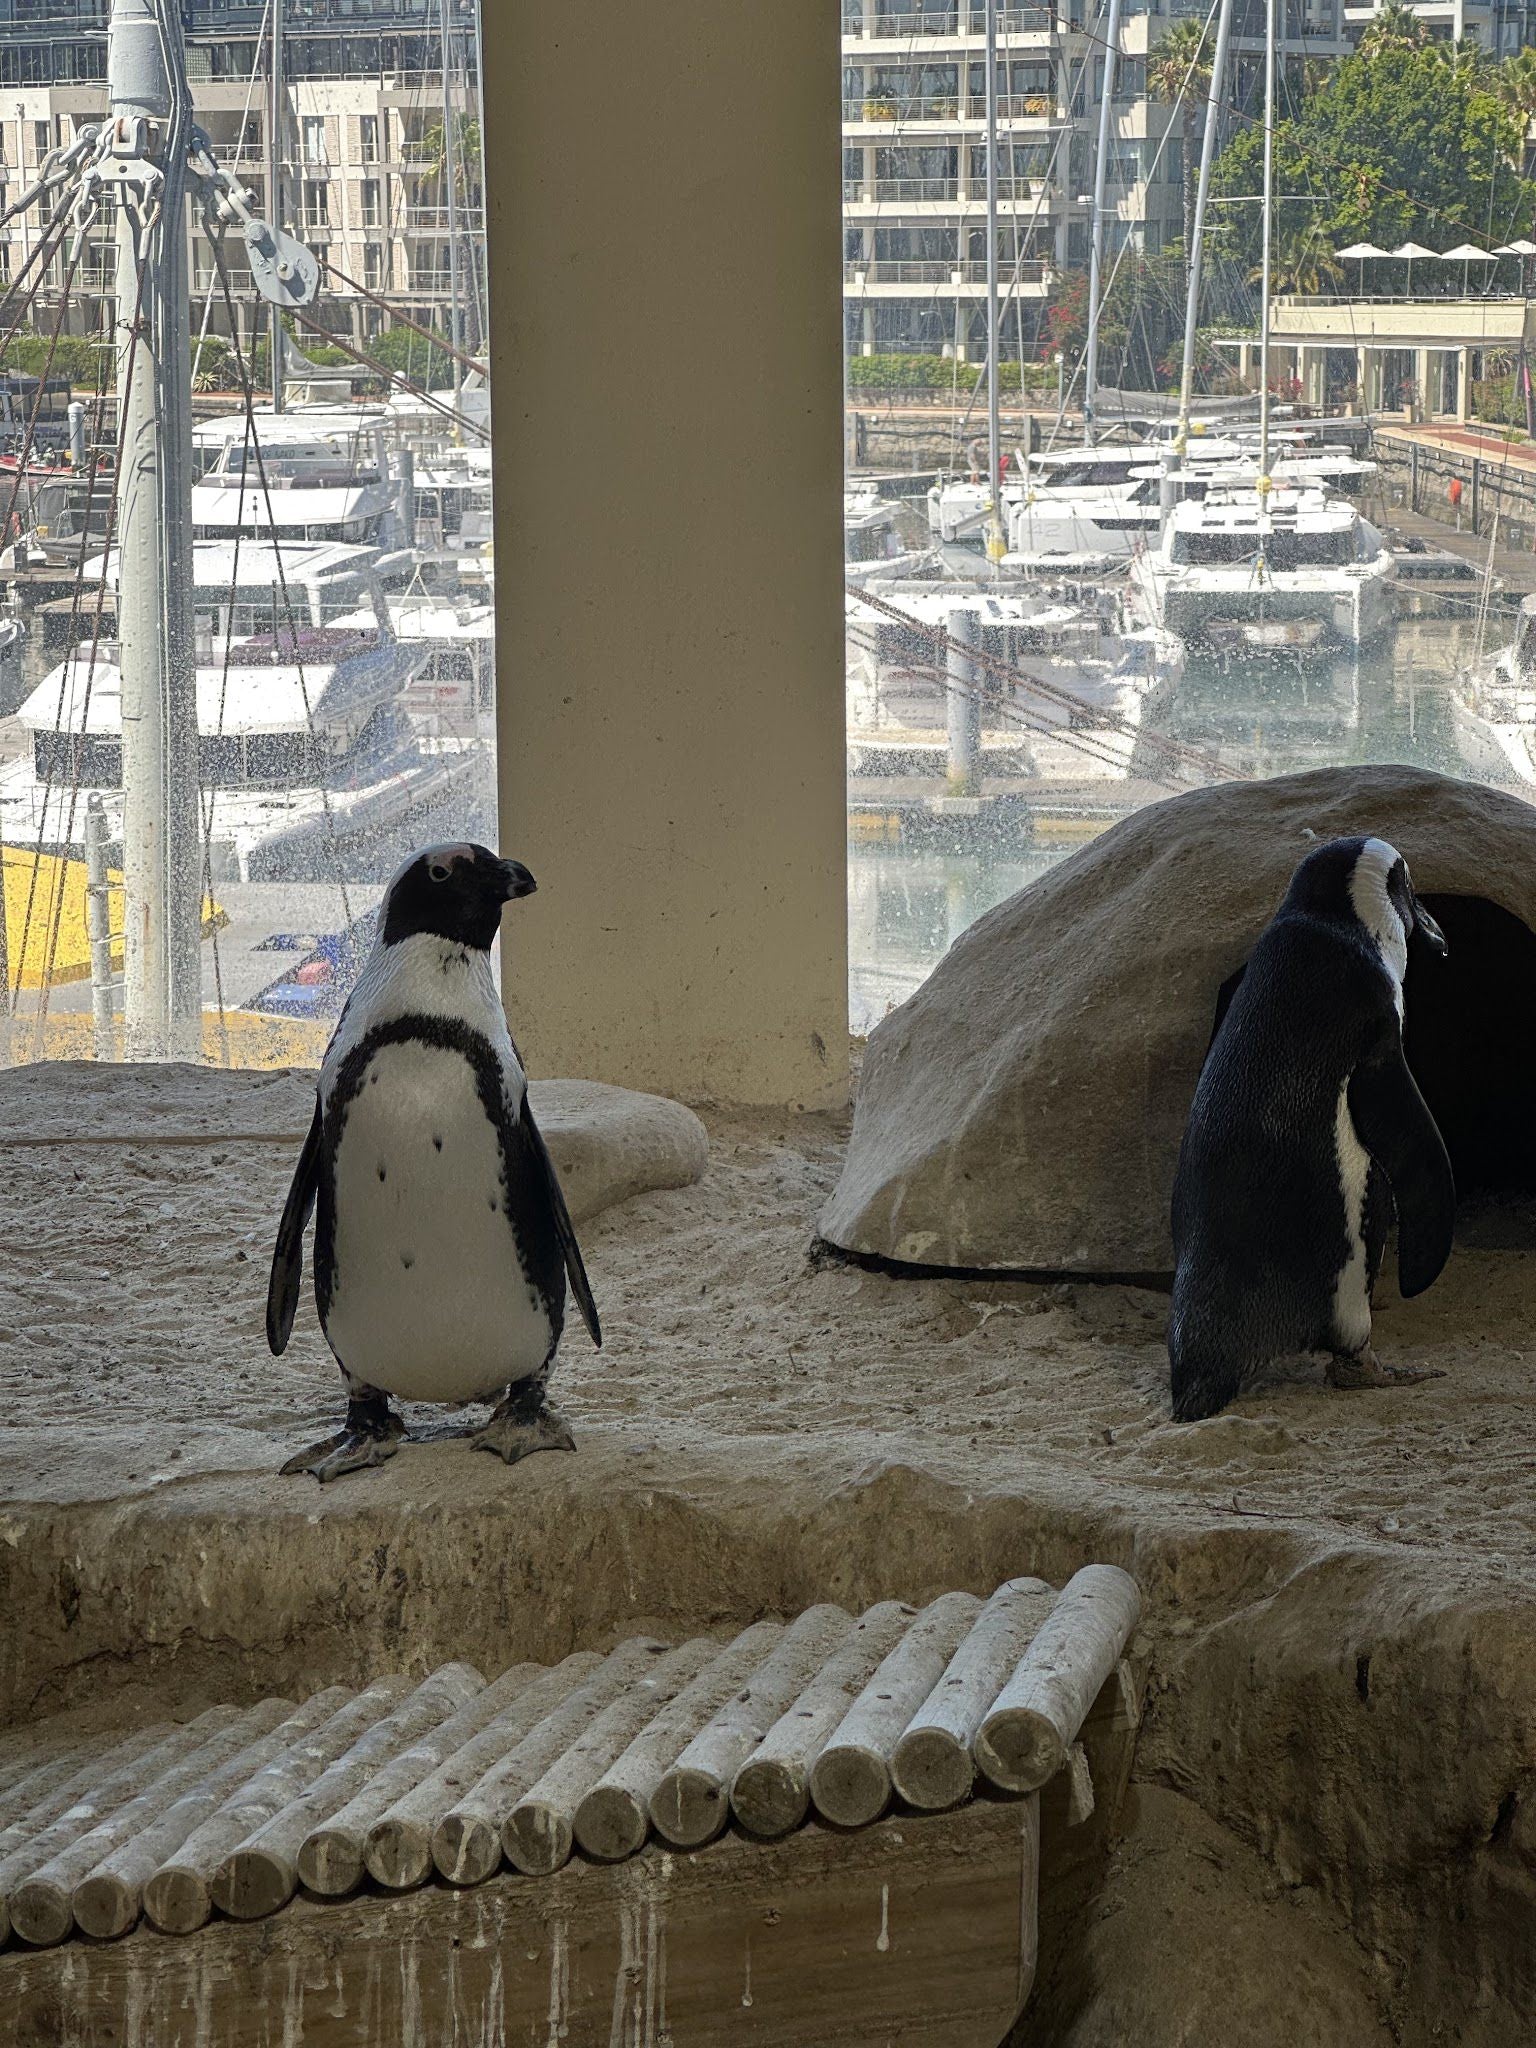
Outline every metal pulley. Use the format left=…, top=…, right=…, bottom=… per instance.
left=242, top=216, right=320, bottom=309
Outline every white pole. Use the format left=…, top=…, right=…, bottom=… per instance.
left=111, top=0, right=201, bottom=1059
left=1083, top=0, right=1123, bottom=443
left=437, top=0, right=464, bottom=433
left=267, top=0, right=283, bottom=413
left=85, top=793, right=115, bottom=1060
left=1257, top=0, right=1275, bottom=505
left=984, top=0, right=1003, bottom=562
left=1168, top=0, right=1234, bottom=487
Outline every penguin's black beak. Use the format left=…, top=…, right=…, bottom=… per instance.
left=500, top=858, right=538, bottom=902
left=1414, top=900, right=1447, bottom=957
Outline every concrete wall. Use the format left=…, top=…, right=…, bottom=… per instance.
left=484, top=0, right=848, bottom=1110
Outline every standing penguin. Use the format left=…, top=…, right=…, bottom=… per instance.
left=1169, top=835, right=1454, bottom=1422
left=266, top=842, right=600, bottom=1481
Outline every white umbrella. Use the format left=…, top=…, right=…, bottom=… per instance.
left=1494, top=239, right=1536, bottom=256
left=1336, top=241, right=1389, bottom=294
left=1391, top=240, right=1437, bottom=296
left=1441, top=241, right=1497, bottom=294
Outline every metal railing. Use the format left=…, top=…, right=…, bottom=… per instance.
left=843, top=6, right=1054, bottom=30
left=845, top=257, right=1051, bottom=282
left=844, top=92, right=1056, bottom=119
left=843, top=176, right=1049, bottom=201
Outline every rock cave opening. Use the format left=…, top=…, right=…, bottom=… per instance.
left=1403, top=894, right=1536, bottom=1218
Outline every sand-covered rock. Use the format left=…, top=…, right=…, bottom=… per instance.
left=822, top=764, right=1536, bottom=1275
left=0, top=1062, right=708, bottom=1226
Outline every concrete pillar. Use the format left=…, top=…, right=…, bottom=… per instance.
left=1414, top=347, right=1430, bottom=421
left=484, top=0, right=847, bottom=1107
left=1456, top=345, right=1473, bottom=423
left=1355, top=345, right=1368, bottom=414
left=1302, top=345, right=1326, bottom=410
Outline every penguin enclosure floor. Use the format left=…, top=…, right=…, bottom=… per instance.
left=0, top=1066, right=1532, bottom=2043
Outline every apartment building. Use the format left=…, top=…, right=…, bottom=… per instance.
left=0, top=0, right=482, bottom=351
left=842, top=0, right=1348, bottom=358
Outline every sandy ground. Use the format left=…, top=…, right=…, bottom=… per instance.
left=1, top=1080, right=1533, bottom=2041
left=1, top=1093, right=1532, bottom=1582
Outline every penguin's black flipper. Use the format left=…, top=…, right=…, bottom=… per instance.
left=267, top=1097, right=324, bottom=1355
left=1348, top=1033, right=1455, bottom=1299
left=517, top=1093, right=602, bottom=1349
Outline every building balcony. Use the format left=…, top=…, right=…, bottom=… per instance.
left=843, top=177, right=1056, bottom=206
left=843, top=92, right=1059, bottom=125
left=844, top=257, right=1052, bottom=286
left=841, top=6, right=1057, bottom=37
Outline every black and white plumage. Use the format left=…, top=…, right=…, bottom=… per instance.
left=267, top=841, right=600, bottom=1481
left=1169, top=835, right=1454, bottom=1423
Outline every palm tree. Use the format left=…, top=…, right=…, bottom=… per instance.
left=1357, top=2, right=1429, bottom=56
left=1148, top=20, right=1215, bottom=297
left=1254, top=225, right=1344, bottom=298
left=1497, top=47, right=1536, bottom=175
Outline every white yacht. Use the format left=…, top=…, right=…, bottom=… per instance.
left=84, top=538, right=404, bottom=635
left=330, top=591, right=496, bottom=726
left=1450, top=595, right=1536, bottom=788
left=1140, top=488, right=1396, bottom=651
left=189, top=417, right=406, bottom=548
left=0, top=625, right=491, bottom=884
left=0, top=610, right=24, bottom=712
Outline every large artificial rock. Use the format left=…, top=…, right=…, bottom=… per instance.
left=0, top=1062, right=708, bottom=1226
left=821, top=764, right=1536, bottom=1275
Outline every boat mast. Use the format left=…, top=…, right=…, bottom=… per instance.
left=109, top=0, right=202, bottom=1057
left=267, top=0, right=283, bottom=412
left=1162, top=0, right=1235, bottom=527
left=437, top=0, right=464, bottom=434
left=984, top=0, right=1003, bottom=561
left=1083, top=0, right=1123, bottom=443
left=1256, top=0, right=1276, bottom=513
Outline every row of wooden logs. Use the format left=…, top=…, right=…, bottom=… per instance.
left=0, top=1563, right=1139, bottom=1950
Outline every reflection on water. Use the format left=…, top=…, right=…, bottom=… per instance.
left=848, top=613, right=1524, bottom=1034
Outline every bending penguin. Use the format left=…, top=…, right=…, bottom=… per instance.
left=266, top=842, right=600, bottom=1481
left=1169, top=835, right=1454, bottom=1423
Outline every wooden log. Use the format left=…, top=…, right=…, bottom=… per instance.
left=0, top=1712, right=236, bottom=1947
left=299, top=1661, right=548, bottom=1899
left=143, top=1679, right=412, bottom=1936
left=210, top=1663, right=483, bottom=1923
left=72, top=1690, right=352, bottom=1943
left=809, top=1592, right=982, bottom=1829
left=0, top=1749, right=89, bottom=1831
left=974, top=1564, right=1142, bottom=1794
left=7, top=1704, right=295, bottom=1948
left=430, top=1640, right=673, bottom=1888
left=504, top=1640, right=718, bottom=1877
left=0, top=1725, right=178, bottom=1866
left=651, top=1604, right=854, bottom=1849
left=889, top=1578, right=1059, bottom=1813
left=0, top=1801, right=1041, bottom=2048
left=730, top=1601, right=915, bottom=1839
left=361, top=1654, right=603, bottom=1892
left=572, top=1621, right=785, bottom=1864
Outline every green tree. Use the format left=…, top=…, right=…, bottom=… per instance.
left=1148, top=19, right=1216, bottom=294
left=1211, top=34, right=1533, bottom=277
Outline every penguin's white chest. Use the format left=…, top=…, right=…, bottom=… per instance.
left=1332, top=1080, right=1374, bottom=1350
left=323, top=1040, right=554, bottom=1404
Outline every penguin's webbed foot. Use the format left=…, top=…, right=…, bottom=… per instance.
left=471, top=1379, right=576, bottom=1466
left=1326, top=1345, right=1446, bottom=1392
left=280, top=1391, right=407, bottom=1482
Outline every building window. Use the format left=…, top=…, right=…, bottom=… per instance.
left=303, top=178, right=329, bottom=227
left=33, top=120, right=49, bottom=163
left=363, top=241, right=384, bottom=289
left=359, top=114, right=379, bottom=163
left=301, top=115, right=327, bottom=165
left=362, top=177, right=382, bottom=226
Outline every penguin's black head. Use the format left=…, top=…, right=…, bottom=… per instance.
left=381, top=842, right=536, bottom=951
left=1282, top=835, right=1447, bottom=957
